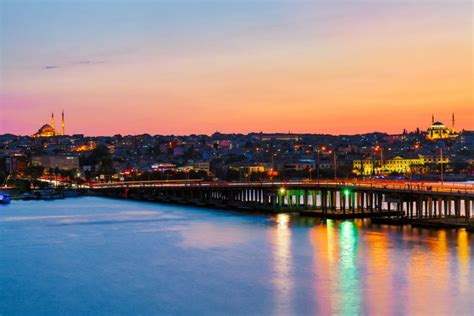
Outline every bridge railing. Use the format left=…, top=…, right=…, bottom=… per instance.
left=89, top=179, right=474, bottom=195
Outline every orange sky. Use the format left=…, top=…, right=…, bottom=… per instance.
left=1, top=1, right=472, bottom=135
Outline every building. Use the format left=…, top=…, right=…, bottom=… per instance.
left=5, top=154, right=28, bottom=174
left=426, top=114, right=458, bottom=141
left=381, top=157, right=424, bottom=174
left=283, top=159, right=316, bottom=171
left=353, top=155, right=450, bottom=175
left=228, top=163, right=265, bottom=177
left=32, top=154, right=79, bottom=171
left=73, top=141, right=97, bottom=152
left=33, top=111, right=66, bottom=138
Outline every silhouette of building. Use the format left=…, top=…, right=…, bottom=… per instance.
left=426, top=113, right=458, bottom=141
left=33, top=111, right=65, bottom=138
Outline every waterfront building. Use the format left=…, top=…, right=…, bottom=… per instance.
left=426, top=113, right=458, bottom=141
left=353, top=155, right=451, bottom=175
left=32, top=154, right=79, bottom=171
left=151, top=163, right=177, bottom=172
left=33, top=111, right=66, bottom=138
left=283, top=159, right=316, bottom=171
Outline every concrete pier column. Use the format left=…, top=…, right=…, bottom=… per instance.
left=428, top=197, right=433, bottom=218
left=455, top=199, right=461, bottom=217
left=377, top=194, right=383, bottom=212
left=321, top=190, right=327, bottom=212
left=465, top=199, right=471, bottom=220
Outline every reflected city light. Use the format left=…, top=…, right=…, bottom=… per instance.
left=457, top=230, right=470, bottom=296
left=270, top=213, right=293, bottom=315
left=338, top=221, right=361, bottom=315
left=276, top=213, right=290, bottom=229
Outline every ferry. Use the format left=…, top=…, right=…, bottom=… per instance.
left=0, top=192, right=11, bottom=204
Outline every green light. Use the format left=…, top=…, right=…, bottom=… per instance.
left=343, top=188, right=351, bottom=196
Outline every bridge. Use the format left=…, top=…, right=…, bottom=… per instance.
left=91, top=180, right=474, bottom=225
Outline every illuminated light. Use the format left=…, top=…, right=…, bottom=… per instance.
left=343, top=188, right=351, bottom=196
left=279, top=187, right=286, bottom=194
left=276, top=213, right=290, bottom=229
left=321, top=146, right=327, bottom=151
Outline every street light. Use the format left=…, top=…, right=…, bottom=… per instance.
left=328, top=149, right=337, bottom=180
left=316, top=146, right=327, bottom=180
left=439, top=148, right=444, bottom=184
left=374, top=144, right=383, bottom=168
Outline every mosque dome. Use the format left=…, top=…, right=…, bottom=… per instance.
left=426, top=115, right=458, bottom=141
left=429, top=122, right=447, bottom=130
left=38, top=124, right=55, bottom=134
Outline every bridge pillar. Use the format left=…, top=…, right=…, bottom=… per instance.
left=417, top=196, right=423, bottom=219
left=428, top=197, right=433, bottom=218
left=465, top=199, right=471, bottom=221
left=369, top=192, right=374, bottom=213
left=377, top=194, right=383, bottom=212
left=455, top=198, right=461, bottom=217
left=321, top=190, right=327, bottom=213
left=331, top=190, right=336, bottom=211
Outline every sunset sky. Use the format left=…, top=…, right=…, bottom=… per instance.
left=1, top=0, right=472, bottom=136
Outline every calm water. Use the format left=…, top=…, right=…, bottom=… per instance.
left=1, top=197, right=473, bottom=315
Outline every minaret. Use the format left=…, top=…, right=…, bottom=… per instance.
left=432, top=114, right=434, bottom=124
left=51, top=112, right=55, bottom=132
left=452, top=112, right=455, bottom=130
left=61, top=110, right=65, bottom=135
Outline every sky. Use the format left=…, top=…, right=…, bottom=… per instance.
left=1, top=0, right=472, bottom=136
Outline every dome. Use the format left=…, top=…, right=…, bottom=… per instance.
left=38, top=124, right=55, bottom=133
left=432, top=121, right=444, bottom=126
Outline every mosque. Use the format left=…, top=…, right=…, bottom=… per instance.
left=33, top=111, right=65, bottom=138
left=426, top=113, right=458, bottom=141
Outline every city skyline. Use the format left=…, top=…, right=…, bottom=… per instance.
left=1, top=0, right=473, bottom=135
left=7, top=110, right=471, bottom=137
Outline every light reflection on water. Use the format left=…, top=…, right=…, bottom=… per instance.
left=0, top=197, right=473, bottom=315
left=270, top=214, right=293, bottom=315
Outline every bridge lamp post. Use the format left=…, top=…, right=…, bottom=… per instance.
left=316, top=146, right=327, bottom=180
left=410, top=144, right=421, bottom=180
left=374, top=145, right=383, bottom=174
left=328, top=149, right=337, bottom=180
left=279, top=187, right=286, bottom=206
left=439, top=148, right=444, bottom=185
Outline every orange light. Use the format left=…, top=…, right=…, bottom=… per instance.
left=321, top=146, right=327, bottom=151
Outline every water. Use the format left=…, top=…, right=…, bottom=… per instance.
left=1, top=197, right=473, bottom=315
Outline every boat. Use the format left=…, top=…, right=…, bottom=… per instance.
left=32, top=189, right=64, bottom=200
left=62, top=189, right=80, bottom=197
left=19, top=192, right=37, bottom=200
left=0, top=192, right=11, bottom=204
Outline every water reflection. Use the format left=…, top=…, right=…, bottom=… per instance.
left=270, top=214, right=294, bottom=315
left=364, top=230, right=392, bottom=315
left=308, top=218, right=474, bottom=315
left=1, top=198, right=473, bottom=315
left=338, top=221, right=361, bottom=315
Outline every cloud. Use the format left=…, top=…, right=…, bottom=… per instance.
left=75, top=60, right=105, bottom=65
left=41, top=59, right=104, bottom=70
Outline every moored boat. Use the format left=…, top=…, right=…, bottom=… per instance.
left=0, top=192, right=11, bottom=204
